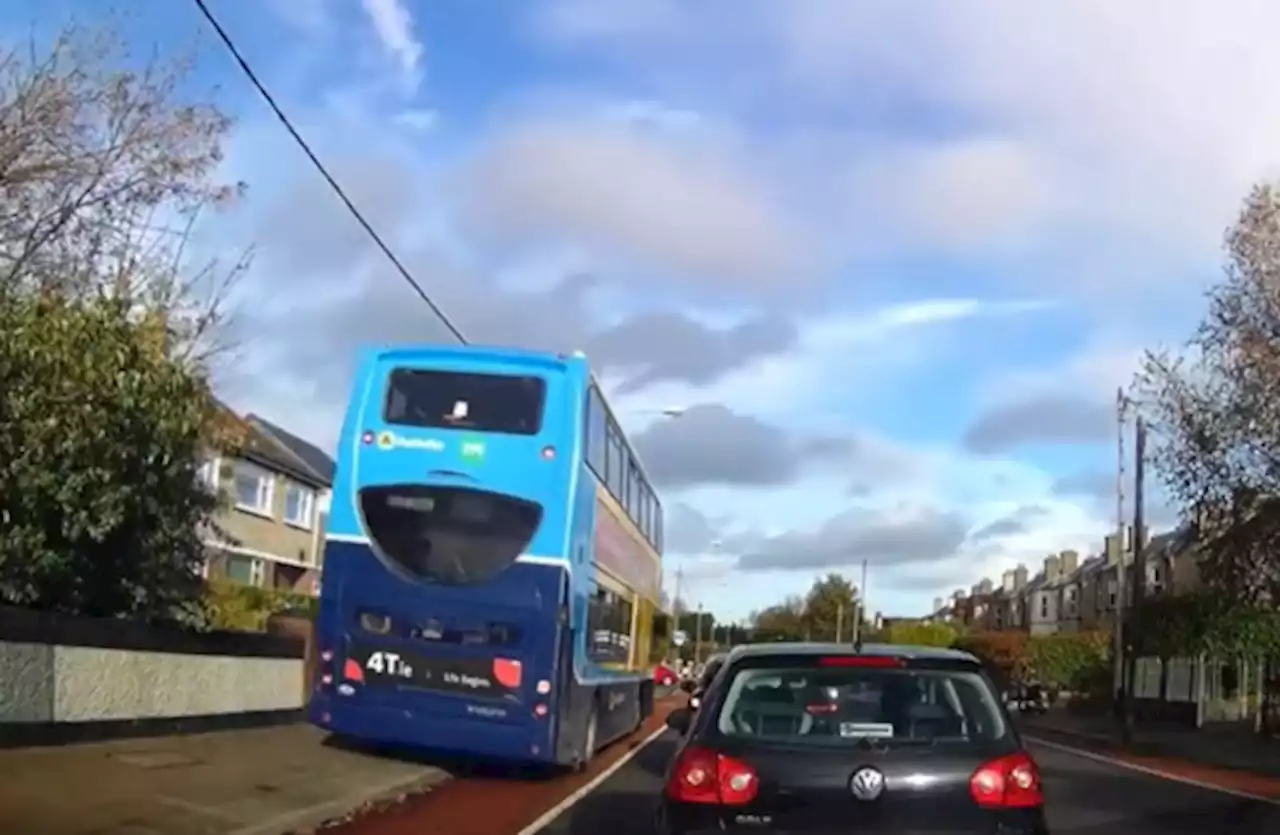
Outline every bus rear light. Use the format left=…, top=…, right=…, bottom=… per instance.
left=541, top=445, right=556, bottom=460
left=533, top=703, right=548, bottom=718
left=361, top=430, right=375, bottom=445
left=321, top=674, right=333, bottom=686
left=536, top=679, right=551, bottom=695
left=343, top=659, right=366, bottom=684
left=320, top=650, right=334, bottom=662
left=492, top=658, right=523, bottom=688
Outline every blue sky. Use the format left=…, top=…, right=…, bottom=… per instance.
left=20, top=0, right=1279, bottom=620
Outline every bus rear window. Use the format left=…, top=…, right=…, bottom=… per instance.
left=383, top=369, right=546, bottom=435
left=360, top=485, right=543, bottom=586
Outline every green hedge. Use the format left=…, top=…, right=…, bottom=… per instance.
left=956, top=630, right=1111, bottom=692
left=203, top=578, right=317, bottom=632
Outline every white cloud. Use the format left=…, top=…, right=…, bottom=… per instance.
left=533, top=0, right=1280, bottom=284
left=849, top=138, right=1066, bottom=257
left=454, top=118, right=808, bottom=288
left=360, top=0, right=425, bottom=87
left=616, top=297, right=1055, bottom=430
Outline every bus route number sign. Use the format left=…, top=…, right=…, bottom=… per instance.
left=365, top=650, right=414, bottom=679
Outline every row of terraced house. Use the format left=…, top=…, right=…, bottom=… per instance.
left=925, top=526, right=1201, bottom=635
left=198, top=407, right=337, bottom=596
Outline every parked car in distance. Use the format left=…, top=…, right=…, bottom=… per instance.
left=654, top=663, right=680, bottom=688
left=657, top=642, right=1048, bottom=835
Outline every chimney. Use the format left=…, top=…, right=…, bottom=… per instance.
left=1044, top=554, right=1062, bottom=582
left=932, top=596, right=943, bottom=613
left=952, top=589, right=965, bottom=602
left=978, top=578, right=994, bottom=594
left=1001, top=570, right=1015, bottom=592
left=1014, top=565, right=1029, bottom=589
left=1060, top=549, right=1079, bottom=575
left=1105, top=533, right=1122, bottom=565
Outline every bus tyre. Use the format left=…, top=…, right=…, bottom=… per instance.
left=575, top=707, right=598, bottom=774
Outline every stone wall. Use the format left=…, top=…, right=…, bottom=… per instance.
left=0, top=605, right=306, bottom=746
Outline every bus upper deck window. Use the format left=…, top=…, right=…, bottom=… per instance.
left=383, top=369, right=546, bottom=436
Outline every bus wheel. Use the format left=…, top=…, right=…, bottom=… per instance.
left=575, top=707, right=598, bottom=773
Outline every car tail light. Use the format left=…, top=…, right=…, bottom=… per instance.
left=817, top=655, right=904, bottom=668
left=969, top=752, right=1043, bottom=808
left=665, top=745, right=758, bottom=806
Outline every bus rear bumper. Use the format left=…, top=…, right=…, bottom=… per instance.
left=308, top=694, right=557, bottom=765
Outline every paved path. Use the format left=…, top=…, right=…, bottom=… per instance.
left=532, top=732, right=1280, bottom=835
left=0, top=724, right=448, bottom=835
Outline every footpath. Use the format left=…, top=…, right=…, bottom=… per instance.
left=1019, top=709, right=1280, bottom=800
left=0, top=724, right=450, bottom=835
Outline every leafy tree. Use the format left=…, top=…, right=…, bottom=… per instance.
left=1025, top=632, right=1110, bottom=692
left=1135, top=183, right=1280, bottom=604
left=880, top=619, right=957, bottom=648
left=0, top=25, right=247, bottom=623
left=750, top=595, right=806, bottom=642
left=801, top=573, right=860, bottom=642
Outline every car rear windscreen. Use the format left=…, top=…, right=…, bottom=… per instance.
left=360, top=485, right=542, bottom=586
left=383, top=369, right=546, bottom=435
left=714, top=662, right=1008, bottom=746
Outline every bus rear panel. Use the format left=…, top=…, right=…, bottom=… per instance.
left=309, top=346, right=577, bottom=763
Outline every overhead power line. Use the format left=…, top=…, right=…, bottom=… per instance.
left=189, top=0, right=468, bottom=344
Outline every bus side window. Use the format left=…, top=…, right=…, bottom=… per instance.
left=586, top=387, right=607, bottom=475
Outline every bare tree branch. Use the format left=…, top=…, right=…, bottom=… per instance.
left=1135, top=183, right=1280, bottom=604
left=0, top=22, right=247, bottom=360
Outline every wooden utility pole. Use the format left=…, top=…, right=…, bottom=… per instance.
left=835, top=603, right=844, bottom=643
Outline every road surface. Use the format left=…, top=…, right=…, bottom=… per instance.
left=532, top=732, right=1280, bottom=835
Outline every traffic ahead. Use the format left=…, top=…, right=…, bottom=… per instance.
left=657, top=642, right=1048, bottom=835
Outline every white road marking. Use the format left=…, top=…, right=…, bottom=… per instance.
left=516, top=724, right=671, bottom=835
left=1025, top=735, right=1280, bottom=806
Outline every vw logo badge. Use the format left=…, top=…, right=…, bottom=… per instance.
left=849, top=767, right=885, bottom=801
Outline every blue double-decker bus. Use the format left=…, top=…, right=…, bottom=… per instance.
left=308, top=345, right=666, bottom=768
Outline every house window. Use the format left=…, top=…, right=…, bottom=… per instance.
left=225, top=554, right=264, bottom=587
left=233, top=462, right=273, bottom=515
left=1108, top=579, right=1118, bottom=609
left=284, top=483, right=315, bottom=529
left=1039, top=594, right=1049, bottom=618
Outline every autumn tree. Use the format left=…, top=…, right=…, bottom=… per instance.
left=0, top=25, right=248, bottom=623
left=1135, top=184, right=1280, bottom=604
left=801, top=573, right=860, bottom=642
left=750, top=595, right=806, bottom=642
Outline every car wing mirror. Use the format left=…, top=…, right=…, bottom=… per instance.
left=665, top=707, right=692, bottom=735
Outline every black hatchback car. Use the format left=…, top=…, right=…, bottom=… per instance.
left=658, top=643, right=1048, bottom=835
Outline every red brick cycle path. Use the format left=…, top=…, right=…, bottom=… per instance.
left=326, top=695, right=681, bottom=835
